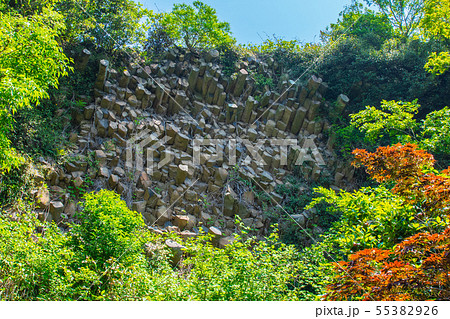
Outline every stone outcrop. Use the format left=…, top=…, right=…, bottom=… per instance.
left=39, top=47, right=352, bottom=237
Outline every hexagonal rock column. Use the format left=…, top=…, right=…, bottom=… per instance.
left=175, top=164, right=189, bottom=185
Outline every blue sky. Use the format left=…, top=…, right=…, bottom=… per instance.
left=139, top=0, right=353, bottom=44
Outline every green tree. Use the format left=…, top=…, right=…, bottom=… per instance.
left=364, top=0, right=425, bottom=38
left=0, top=213, right=74, bottom=300
left=350, top=99, right=420, bottom=144
left=420, top=0, right=450, bottom=42
left=421, top=0, right=450, bottom=75
left=322, top=3, right=394, bottom=49
left=420, top=106, right=450, bottom=154
left=350, top=100, right=450, bottom=156
left=2, top=0, right=150, bottom=53
left=0, top=7, right=70, bottom=171
left=157, top=1, right=235, bottom=51
left=57, top=0, right=150, bottom=53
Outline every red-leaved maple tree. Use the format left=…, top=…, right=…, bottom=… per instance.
left=325, top=143, right=450, bottom=300
left=353, top=143, right=450, bottom=215
left=324, top=228, right=450, bottom=300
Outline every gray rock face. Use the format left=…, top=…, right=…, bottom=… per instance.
left=132, top=201, right=147, bottom=213
left=50, top=55, right=345, bottom=238
left=290, top=107, right=307, bottom=135
left=165, top=239, right=184, bottom=266
left=233, top=69, right=248, bottom=96
left=205, top=49, right=220, bottom=63
left=50, top=201, right=64, bottom=221
left=36, top=188, right=50, bottom=209
left=175, top=164, right=189, bottom=185
left=223, top=190, right=236, bottom=217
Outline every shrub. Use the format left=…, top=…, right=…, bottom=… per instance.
left=69, top=190, right=146, bottom=268
left=307, top=186, right=417, bottom=255
left=178, top=228, right=301, bottom=300
left=0, top=189, right=336, bottom=300
left=0, top=162, right=39, bottom=208
left=350, top=99, right=420, bottom=144
left=0, top=213, right=72, bottom=300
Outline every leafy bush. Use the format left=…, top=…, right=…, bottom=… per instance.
left=421, top=0, right=450, bottom=75
left=70, top=190, right=146, bottom=268
left=350, top=99, right=420, bottom=144
left=253, top=73, right=274, bottom=91
left=144, top=15, right=174, bottom=60
left=219, top=44, right=240, bottom=77
left=420, top=106, right=450, bottom=154
left=0, top=190, right=325, bottom=300
left=0, top=213, right=72, bottom=300
left=246, top=37, right=303, bottom=55
left=425, top=51, right=450, bottom=75
left=363, top=0, right=424, bottom=39
left=353, top=143, right=450, bottom=216
left=0, top=162, right=39, bottom=207
left=178, top=228, right=301, bottom=300
left=307, top=186, right=417, bottom=255
left=349, top=100, right=450, bottom=164
left=57, top=0, right=150, bottom=53
left=10, top=101, right=70, bottom=159
left=316, top=37, right=444, bottom=115
left=334, top=124, right=368, bottom=159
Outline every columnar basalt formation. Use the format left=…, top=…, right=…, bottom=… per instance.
left=39, top=48, right=353, bottom=238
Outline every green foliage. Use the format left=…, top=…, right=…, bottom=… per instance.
left=0, top=213, right=73, bottom=300
left=157, top=1, right=235, bottom=50
left=420, top=0, right=450, bottom=42
left=144, top=14, right=174, bottom=60
left=57, top=0, right=150, bottom=53
left=218, top=44, right=239, bottom=77
left=350, top=99, right=419, bottom=143
left=364, top=0, right=425, bottom=38
left=322, top=3, right=394, bottom=49
left=0, top=8, right=69, bottom=114
left=350, top=100, right=450, bottom=157
left=253, top=73, right=274, bottom=91
left=179, top=228, right=301, bottom=300
left=70, top=190, right=146, bottom=268
left=246, top=37, right=303, bottom=54
left=245, top=36, right=315, bottom=81
left=267, top=175, right=336, bottom=248
left=420, top=0, right=450, bottom=75
left=0, top=7, right=70, bottom=172
left=419, top=106, right=450, bottom=155
left=9, top=101, right=70, bottom=159
left=0, top=190, right=334, bottom=300
left=0, top=128, right=23, bottom=172
left=334, top=125, right=367, bottom=159
left=424, top=51, right=450, bottom=75
left=360, top=0, right=450, bottom=76
left=307, top=186, right=417, bottom=255
left=324, top=144, right=450, bottom=300
left=0, top=162, right=37, bottom=207
left=322, top=38, right=442, bottom=114
left=293, top=244, right=334, bottom=300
